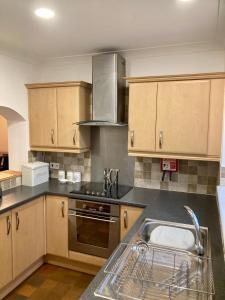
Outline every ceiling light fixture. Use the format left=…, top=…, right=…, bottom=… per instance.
left=34, top=8, right=55, bottom=19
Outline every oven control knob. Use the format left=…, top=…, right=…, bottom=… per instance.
left=86, top=190, right=90, bottom=195
left=91, top=191, right=95, bottom=196
left=99, top=206, right=104, bottom=212
left=101, top=192, right=105, bottom=197
left=96, top=192, right=100, bottom=196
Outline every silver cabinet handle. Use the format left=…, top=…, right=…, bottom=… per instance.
left=159, top=130, right=163, bottom=149
left=68, top=213, right=117, bottom=223
left=6, top=216, right=11, bottom=235
left=51, top=129, right=55, bottom=144
left=124, top=210, right=128, bottom=229
left=61, top=201, right=65, bottom=218
left=15, top=212, right=20, bottom=231
left=130, top=130, right=134, bottom=147
left=73, top=128, right=76, bottom=145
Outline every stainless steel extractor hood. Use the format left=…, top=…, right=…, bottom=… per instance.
left=77, top=53, right=127, bottom=126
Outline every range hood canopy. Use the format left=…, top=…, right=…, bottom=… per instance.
left=77, top=53, right=127, bottom=126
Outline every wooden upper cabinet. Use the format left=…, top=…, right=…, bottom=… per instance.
left=27, top=81, right=91, bottom=153
left=0, top=212, right=13, bottom=289
left=57, top=86, right=90, bottom=149
left=208, top=79, right=224, bottom=157
left=156, top=80, right=210, bottom=155
left=128, top=82, right=157, bottom=152
left=12, top=197, right=45, bottom=279
left=29, top=88, right=57, bottom=147
left=127, top=73, right=225, bottom=160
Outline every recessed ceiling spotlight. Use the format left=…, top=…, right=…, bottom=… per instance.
left=34, top=8, right=55, bottom=19
left=179, top=0, right=192, bottom=2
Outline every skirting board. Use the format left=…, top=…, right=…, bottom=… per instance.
left=45, top=254, right=103, bottom=276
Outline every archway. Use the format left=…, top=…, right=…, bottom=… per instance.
left=0, top=106, right=28, bottom=171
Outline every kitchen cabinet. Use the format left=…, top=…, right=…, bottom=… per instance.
left=120, top=205, right=143, bottom=240
left=12, top=197, right=45, bottom=278
left=46, top=196, right=68, bottom=258
left=27, top=81, right=91, bottom=153
left=57, top=86, right=90, bottom=149
left=126, top=73, right=225, bottom=161
left=156, top=80, right=210, bottom=155
left=208, top=79, right=224, bottom=157
left=28, top=87, right=57, bottom=148
left=0, top=212, right=13, bottom=289
left=128, top=82, right=157, bottom=152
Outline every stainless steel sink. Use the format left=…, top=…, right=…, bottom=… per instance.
left=131, top=218, right=211, bottom=257
left=95, top=218, right=214, bottom=300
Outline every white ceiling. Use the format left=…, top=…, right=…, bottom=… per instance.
left=0, top=0, right=224, bottom=60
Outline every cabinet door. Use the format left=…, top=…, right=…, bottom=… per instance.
left=12, top=197, right=45, bottom=278
left=29, top=88, right=57, bottom=147
left=120, top=206, right=143, bottom=240
left=208, top=79, right=224, bottom=157
left=128, top=83, right=157, bottom=152
left=57, top=87, right=90, bottom=149
left=57, top=87, right=78, bottom=148
left=0, top=212, right=13, bottom=289
left=46, top=196, right=68, bottom=258
left=156, top=80, right=210, bottom=155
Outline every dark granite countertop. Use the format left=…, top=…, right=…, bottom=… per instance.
left=0, top=179, right=224, bottom=299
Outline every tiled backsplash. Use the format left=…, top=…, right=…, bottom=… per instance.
left=29, top=151, right=219, bottom=195
left=29, top=151, right=91, bottom=182
left=134, top=157, right=219, bottom=195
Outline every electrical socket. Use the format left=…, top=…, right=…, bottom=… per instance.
left=49, top=162, right=60, bottom=170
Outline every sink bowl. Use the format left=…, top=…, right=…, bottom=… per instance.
left=95, top=218, right=214, bottom=300
left=131, top=218, right=210, bottom=257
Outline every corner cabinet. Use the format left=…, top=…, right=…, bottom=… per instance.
left=127, top=73, right=225, bottom=161
left=26, top=81, right=91, bottom=153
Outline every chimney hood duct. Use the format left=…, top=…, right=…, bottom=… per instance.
left=77, top=53, right=127, bottom=126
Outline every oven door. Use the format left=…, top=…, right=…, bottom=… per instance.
left=69, top=209, right=120, bottom=258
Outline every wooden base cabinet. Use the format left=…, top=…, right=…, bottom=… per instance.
left=0, top=212, right=13, bottom=289
left=46, top=196, right=68, bottom=258
left=12, top=197, right=45, bottom=278
left=120, top=205, right=143, bottom=240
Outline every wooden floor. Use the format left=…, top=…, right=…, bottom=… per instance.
left=4, top=264, right=94, bottom=300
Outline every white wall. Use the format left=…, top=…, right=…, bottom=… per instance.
left=0, top=43, right=225, bottom=171
left=0, top=54, right=40, bottom=170
left=39, top=44, right=225, bottom=82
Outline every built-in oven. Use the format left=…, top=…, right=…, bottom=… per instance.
left=68, top=199, right=120, bottom=258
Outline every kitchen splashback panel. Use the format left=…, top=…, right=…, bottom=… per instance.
left=29, top=151, right=91, bottom=181
left=134, top=157, right=219, bottom=195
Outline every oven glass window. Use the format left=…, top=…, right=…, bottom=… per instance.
left=76, top=214, right=110, bottom=248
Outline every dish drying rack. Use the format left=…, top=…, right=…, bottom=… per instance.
left=95, top=242, right=214, bottom=300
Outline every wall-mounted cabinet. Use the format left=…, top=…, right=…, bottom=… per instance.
left=26, top=81, right=91, bottom=153
left=127, top=73, right=225, bottom=161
